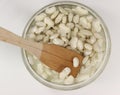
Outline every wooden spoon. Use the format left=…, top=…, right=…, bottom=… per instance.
left=0, top=27, right=83, bottom=77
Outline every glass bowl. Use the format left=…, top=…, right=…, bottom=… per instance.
left=21, top=1, right=111, bottom=90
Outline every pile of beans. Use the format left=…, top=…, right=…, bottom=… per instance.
left=26, top=5, right=105, bottom=85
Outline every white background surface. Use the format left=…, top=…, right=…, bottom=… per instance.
left=0, top=0, right=119, bottom=95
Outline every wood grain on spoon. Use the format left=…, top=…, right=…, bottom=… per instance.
left=0, top=27, right=83, bottom=77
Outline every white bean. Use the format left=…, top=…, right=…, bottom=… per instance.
left=78, top=32, right=86, bottom=38
left=72, top=27, right=78, bottom=37
left=84, top=43, right=93, bottom=50
left=51, top=11, right=59, bottom=19
left=27, top=55, right=34, bottom=65
left=69, top=37, right=78, bottom=49
left=73, top=57, right=79, bottom=67
left=58, top=7, right=68, bottom=15
left=51, top=78, right=64, bottom=84
left=45, top=7, right=56, bottom=14
left=75, top=24, right=83, bottom=30
left=62, top=16, right=67, bottom=24
left=85, top=59, right=91, bottom=67
left=61, top=37, right=69, bottom=43
left=66, top=23, right=74, bottom=29
left=68, top=13, right=73, bottom=22
left=59, top=72, right=67, bottom=80
left=80, top=66, right=91, bottom=74
left=53, top=38, right=64, bottom=46
left=81, top=29, right=92, bottom=36
left=84, top=49, right=92, bottom=56
left=45, top=30, right=53, bottom=36
left=55, top=13, right=64, bottom=24
left=92, top=20, right=101, bottom=32
left=76, top=74, right=89, bottom=82
left=35, top=13, right=46, bottom=21
left=59, top=67, right=71, bottom=80
left=59, top=23, right=70, bottom=33
left=58, top=29, right=66, bottom=37
left=64, top=75, right=74, bottom=84
left=35, top=27, right=45, bottom=34
left=86, top=15, right=94, bottom=23
left=72, top=6, right=88, bottom=16
left=90, top=51, right=95, bottom=57
left=77, top=39, right=83, bottom=51
left=80, top=17, right=91, bottom=29
left=44, top=17, right=54, bottom=27
left=37, top=64, right=44, bottom=74
left=36, top=22, right=46, bottom=27
left=73, top=15, right=79, bottom=23
left=53, top=26, right=58, bottom=31
left=94, top=32, right=103, bottom=39
left=64, top=67, right=71, bottom=74
left=93, top=39, right=105, bottom=52
left=64, top=8, right=72, bottom=12
left=87, top=36, right=96, bottom=44
left=91, top=53, right=98, bottom=64
left=82, top=56, right=89, bottom=64
left=50, top=34, right=59, bottom=39
left=74, top=28, right=79, bottom=34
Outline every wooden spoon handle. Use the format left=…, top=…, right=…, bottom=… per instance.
left=0, top=27, right=42, bottom=57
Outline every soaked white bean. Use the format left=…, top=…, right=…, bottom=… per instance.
left=53, top=38, right=64, bottom=46
left=59, top=67, right=71, bottom=80
left=87, top=36, right=96, bottom=44
left=80, top=17, right=91, bottom=29
left=72, top=6, right=88, bottom=16
left=44, top=17, right=54, bottom=27
left=84, top=43, right=93, bottom=50
left=64, top=75, right=74, bottom=84
left=80, top=29, right=92, bottom=36
left=77, top=39, right=84, bottom=51
left=68, top=13, right=73, bottom=22
left=62, top=16, right=67, bottom=24
left=55, top=13, right=64, bottom=24
left=92, top=20, right=101, bottom=32
left=50, top=33, right=59, bottom=39
left=73, top=15, right=79, bottom=23
left=73, top=57, right=79, bottom=67
left=45, top=7, right=56, bottom=14
left=86, top=15, right=94, bottom=23
left=84, top=49, right=92, bottom=56
left=69, top=37, right=78, bottom=49
left=66, top=23, right=74, bottom=29
left=82, top=56, right=89, bottom=64
left=58, top=7, right=68, bottom=15
left=35, top=13, right=46, bottom=21
left=51, top=11, right=59, bottom=19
